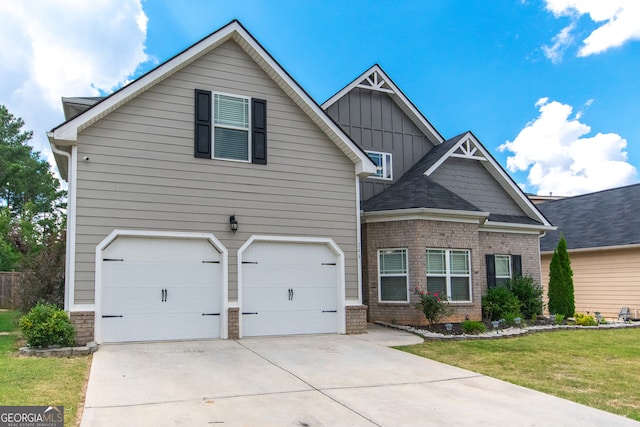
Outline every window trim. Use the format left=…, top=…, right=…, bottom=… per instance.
left=213, top=91, right=252, bottom=163
left=366, top=150, right=393, bottom=180
left=377, top=248, right=409, bottom=303
left=426, top=248, right=472, bottom=303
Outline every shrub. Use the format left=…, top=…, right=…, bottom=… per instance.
left=19, top=303, right=75, bottom=348
left=482, top=287, right=521, bottom=321
left=412, top=287, right=453, bottom=325
left=548, top=236, right=575, bottom=317
left=575, top=313, right=597, bottom=326
left=503, top=312, right=520, bottom=326
left=506, top=275, right=543, bottom=320
left=461, top=320, right=486, bottom=334
left=554, top=313, right=565, bottom=324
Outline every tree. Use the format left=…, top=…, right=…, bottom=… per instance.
left=0, top=105, right=66, bottom=271
left=547, top=235, right=575, bottom=317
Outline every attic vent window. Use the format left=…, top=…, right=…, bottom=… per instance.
left=366, top=151, right=392, bottom=180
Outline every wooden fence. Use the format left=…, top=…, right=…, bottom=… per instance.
left=0, top=272, right=21, bottom=309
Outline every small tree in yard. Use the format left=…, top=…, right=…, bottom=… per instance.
left=547, top=236, right=575, bottom=317
left=17, top=230, right=66, bottom=312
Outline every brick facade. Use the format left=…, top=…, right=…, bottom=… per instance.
left=228, top=307, right=240, bottom=339
left=69, top=311, right=95, bottom=346
left=345, top=305, right=368, bottom=334
left=362, top=219, right=541, bottom=326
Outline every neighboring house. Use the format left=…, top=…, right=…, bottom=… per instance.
left=538, top=184, right=640, bottom=320
left=49, top=21, right=553, bottom=345
left=322, top=65, right=553, bottom=325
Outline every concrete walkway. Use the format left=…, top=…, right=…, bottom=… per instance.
left=81, top=326, right=639, bottom=426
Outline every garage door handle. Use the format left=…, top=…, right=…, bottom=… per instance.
left=288, top=288, right=293, bottom=301
left=242, top=312, right=258, bottom=315
left=102, top=315, right=123, bottom=318
left=202, top=313, right=220, bottom=316
left=161, top=288, right=167, bottom=302
left=322, top=310, right=337, bottom=313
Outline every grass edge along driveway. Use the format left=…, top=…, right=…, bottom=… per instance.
left=399, top=327, right=640, bottom=421
left=0, top=310, right=92, bottom=427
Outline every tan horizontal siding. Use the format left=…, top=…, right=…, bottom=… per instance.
left=541, top=247, right=640, bottom=320
left=72, top=39, right=359, bottom=304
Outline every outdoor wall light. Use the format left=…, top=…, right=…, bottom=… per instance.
left=229, top=215, right=238, bottom=233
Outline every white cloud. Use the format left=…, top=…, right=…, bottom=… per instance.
left=542, top=22, right=575, bottom=64
left=0, top=0, right=149, bottom=176
left=543, top=0, right=640, bottom=61
left=499, top=98, right=637, bottom=196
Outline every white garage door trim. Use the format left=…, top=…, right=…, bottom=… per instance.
left=237, top=235, right=346, bottom=338
left=94, top=229, right=229, bottom=343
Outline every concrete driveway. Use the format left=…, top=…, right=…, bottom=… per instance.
left=81, top=326, right=639, bottom=426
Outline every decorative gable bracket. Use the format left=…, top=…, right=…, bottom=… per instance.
left=356, top=70, right=394, bottom=94
left=450, top=138, right=488, bottom=162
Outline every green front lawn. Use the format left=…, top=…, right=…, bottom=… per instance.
left=399, top=328, right=640, bottom=421
left=0, top=310, right=92, bottom=427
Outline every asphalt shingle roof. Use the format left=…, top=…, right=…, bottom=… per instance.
left=538, top=183, right=640, bottom=252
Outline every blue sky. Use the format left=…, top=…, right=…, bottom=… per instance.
left=2, top=0, right=639, bottom=196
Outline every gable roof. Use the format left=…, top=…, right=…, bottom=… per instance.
left=362, top=149, right=485, bottom=213
left=48, top=20, right=376, bottom=179
left=538, top=183, right=640, bottom=252
left=321, top=64, right=444, bottom=144
left=425, top=131, right=552, bottom=228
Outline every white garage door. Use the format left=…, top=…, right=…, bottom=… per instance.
left=241, top=241, right=339, bottom=337
left=100, top=237, right=222, bottom=342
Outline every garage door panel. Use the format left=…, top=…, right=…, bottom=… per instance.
left=241, top=241, right=340, bottom=337
left=101, top=236, right=223, bottom=343
left=242, top=310, right=337, bottom=337
left=243, top=265, right=335, bottom=288
left=102, top=314, right=220, bottom=342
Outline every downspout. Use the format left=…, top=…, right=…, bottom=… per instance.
left=49, top=141, right=74, bottom=312
left=355, top=175, right=363, bottom=305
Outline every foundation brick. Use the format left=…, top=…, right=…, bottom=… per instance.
left=228, top=307, right=239, bottom=339
left=69, top=311, right=95, bottom=346
left=345, top=305, right=367, bottom=334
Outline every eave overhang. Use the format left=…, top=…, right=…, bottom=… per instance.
left=361, top=208, right=490, bottom=224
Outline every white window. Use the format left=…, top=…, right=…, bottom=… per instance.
left=494, top=254, right=512, bottom=287
left=426, top=249, right=471, bottom=302
left=366, top=151, right=392, bottom=180
left=378, top=248, right=408, bottom=302
left=214, top=93, right=250, bottom=161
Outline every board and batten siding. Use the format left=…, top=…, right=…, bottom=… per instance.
left=325, top=88, right=437, bottom=201
left=541, top=247, right=640, bottom=320
left=72, top=39, right=359, bottom=304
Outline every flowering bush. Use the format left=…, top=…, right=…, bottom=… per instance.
left=413, top=287, right=453, bottom=325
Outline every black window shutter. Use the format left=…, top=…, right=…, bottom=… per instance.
left=252, top=98, right=267, bottom=164
left=486, top=254, right=496, bottom=289
left=512, top=255, right=522, bottom=277
left=194, top=89, right=212, bottom=158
